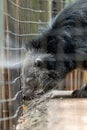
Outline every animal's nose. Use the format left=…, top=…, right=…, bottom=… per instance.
left=23, top=94, right=26, bottom=100
left=23, top=94, right=30, bottom=100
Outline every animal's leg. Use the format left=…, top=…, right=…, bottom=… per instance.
left=72, top=84, right=87, bottom=98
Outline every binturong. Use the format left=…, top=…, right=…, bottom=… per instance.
left=22, top=0, right=87, bottom=100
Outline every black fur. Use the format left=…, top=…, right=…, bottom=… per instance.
left=22, top=0, right=87, bottom=100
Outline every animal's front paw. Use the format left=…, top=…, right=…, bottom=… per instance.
left=72, top=84, right=87, bottom=98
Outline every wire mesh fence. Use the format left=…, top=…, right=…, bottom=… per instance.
left=0, top=0, right=87, bottom=130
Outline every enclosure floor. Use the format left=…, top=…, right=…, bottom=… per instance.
left=47, top=99, right=87, bottom=130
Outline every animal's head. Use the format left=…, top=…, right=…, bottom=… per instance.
left=22, top=32, right=72, bottom=100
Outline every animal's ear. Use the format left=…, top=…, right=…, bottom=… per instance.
left=25, top=39, right=41, bottom=51
left=47, top=36, right=58, bottom=53
left=25, top=40, right=35, bottom=51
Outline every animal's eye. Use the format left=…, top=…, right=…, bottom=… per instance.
left=34, top=59, right=42, bottom=67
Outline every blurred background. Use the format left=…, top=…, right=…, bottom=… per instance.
left=0, top=0, right=87, bottom=130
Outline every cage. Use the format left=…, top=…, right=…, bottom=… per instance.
left=0, top=0, right=87, bottom=130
